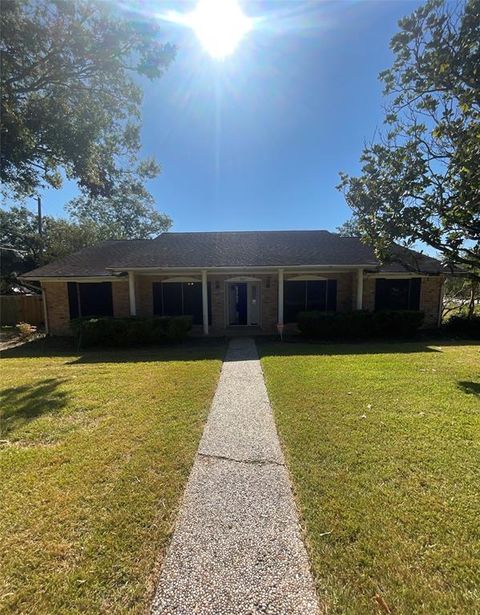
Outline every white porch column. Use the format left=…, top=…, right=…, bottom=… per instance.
left=128, top=271, right=136, bottom=316
left=201, top=269, right=209, bottom=335
left=41, top=284, right=49, bottom=334
left=278, top=268, right=284, bottom=325
left=356, top=268, right=364, bottom=310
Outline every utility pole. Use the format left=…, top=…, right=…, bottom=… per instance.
left=35, top=195, right=43, bottom=264
left=37, top=196, right=42, bottom=236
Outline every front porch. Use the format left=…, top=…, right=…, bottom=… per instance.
left=40, top=267, right=444, bottom=337
left=125, top=268, right=363, bottom=336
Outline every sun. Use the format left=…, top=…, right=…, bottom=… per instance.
left=184, top=0, right=253, bottom=59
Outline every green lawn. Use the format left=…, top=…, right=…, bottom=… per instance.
left=260, top=340, right=480, bottom=615
left=0, top=339, right=224, bottom=614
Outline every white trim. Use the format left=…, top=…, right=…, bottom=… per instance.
left=356, top=269, right=364, bottom=310
left=20, top=276, right=127, bottom=283
left=106, top=264, right=375, bottom=274
left=224, top=276, right=263, bottom=282
left=161, top=276, right=201, bottom=283
left=278, top=269, right=284, bottom=326
left=286, top=274, right=328, bottom=281
left=41, top=284, right=49, bottom=334
left=364, top=273, right=429, bottom=279
left=201, top=270, right=209, bottom=335
left=128, top=272, right=136, bottom=316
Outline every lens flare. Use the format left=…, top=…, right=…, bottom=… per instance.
left=163, top=0, right=253, bottom=59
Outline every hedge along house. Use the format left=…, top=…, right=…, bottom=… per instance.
left=22, top=230, right=446, bottom=337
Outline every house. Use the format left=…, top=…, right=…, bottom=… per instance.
left=21, top=230, right=446, bottom=336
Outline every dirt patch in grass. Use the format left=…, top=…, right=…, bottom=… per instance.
left=260, top=339, right=480, bottom=615
left=0, top=339, right=224, bottom=614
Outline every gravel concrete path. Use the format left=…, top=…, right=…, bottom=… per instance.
left=151, top=338, right=319, bottom=615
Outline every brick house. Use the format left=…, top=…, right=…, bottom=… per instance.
left=22, top=230, right=446, bottom=336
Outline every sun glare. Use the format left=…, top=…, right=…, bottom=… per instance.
left=179, top=0, right=253, bottom=59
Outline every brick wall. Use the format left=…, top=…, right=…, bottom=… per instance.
left=210, top=277, right=226, bottom=333
left=112, top=281, right=130, bottom=318
left=43, top=280, right=131, bottom=336
left=43, top=273, right=444, bottom=336
left=136, top=275, right=161, bottom=317
left=420, top=276, right=444, bottom=327
left=42, top=281, right=71, bottom=335
left=261, top=275, right=278, bottom=333
left=363, top=277, right=376, bottom=311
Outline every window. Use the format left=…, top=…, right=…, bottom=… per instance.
left=375, top=278, right=421, bottom=311
left=68, top=282, right=113, bottom=319
left=152, top=282, right=211, bottom=325
left=284, top=279, right=337, bottom=323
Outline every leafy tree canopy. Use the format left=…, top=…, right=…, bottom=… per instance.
left=1, top=192, right=171, bottom=281
left=66, top=177, right=171, bottom=240
left=338, top=0, right=480, bottom=275
left=336, top=218, right=361, bottom=237
left=1, top=0, right=175, bottom=198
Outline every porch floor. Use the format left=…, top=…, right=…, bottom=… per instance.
left=224, top=326, right=265, bottom=337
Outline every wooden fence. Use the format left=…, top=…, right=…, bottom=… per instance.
left=0, top=295, right=44, bottom=326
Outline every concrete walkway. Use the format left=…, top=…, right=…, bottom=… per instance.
left=151, top=338, right=319, bottom=615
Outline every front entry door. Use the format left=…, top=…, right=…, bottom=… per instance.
left=229, top=283, right=247, bottom=325
left=228, top=282, right=260, bottom=326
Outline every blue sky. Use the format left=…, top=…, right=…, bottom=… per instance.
left=39, top=0, right=423, bottom=233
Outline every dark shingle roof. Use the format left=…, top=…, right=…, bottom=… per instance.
left=22, top=231, right=444, bottom=278
left=22, top=240, right=146, bottom=278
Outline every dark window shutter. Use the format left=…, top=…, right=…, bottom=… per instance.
left=409, top=278, right=421, bottom=310
left=375, top=278, right=421, bottom=311
left=68, top=282, right=79, bottom=319
left=152, top=282, right=163, bottom=315
left=306, top=280, right=327, bottom=311
left=162, top=283, right=183, bottom=317
left=78, top=283, right=113, bottom=317
left=154, top=281, right=211, bottom=324
left=284, top=281, right=307, bottom=323
left=183, top=282, right=203, bottom=325
left=326, top=279, right=337, bottom=311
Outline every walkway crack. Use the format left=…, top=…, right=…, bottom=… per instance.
left=198, top=451, right=285, bottom=467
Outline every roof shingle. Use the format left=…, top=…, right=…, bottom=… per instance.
left=22, top=230, right=444, bottom=278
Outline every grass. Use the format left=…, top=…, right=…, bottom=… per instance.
left=0, top=338, right=224, bottom=614
left=259, top=339, right=480, bottom=615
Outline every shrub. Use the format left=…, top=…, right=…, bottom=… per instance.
left=372, top=310, right=425, bottom=337
left=441, top=314, right=480, bottom=339
left=297, top=310, right=424, bottom=339
left=71, top=316, right=193, bottom=348
left=16, top=322, right=36, bottom=338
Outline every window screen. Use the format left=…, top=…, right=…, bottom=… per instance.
left=284, top=279, right=337, bottom=323
left=375, top=278, right=421, bottom=311
left=67, top=282, right=113, bottom=319
left=153, top=282, right=211, bottom=325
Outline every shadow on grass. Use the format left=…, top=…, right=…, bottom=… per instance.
left=0, top=336, right=227, bottom=364
left=457, top=381, right=480, bottom=397
left=1, top=378, right=69, bottom=437
left=256, top=337, right=479, bottom=359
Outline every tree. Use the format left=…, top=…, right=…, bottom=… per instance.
left=0, top=206, right=97, bottom=279
left=338, top=0, right=480, bottom=277
left=443, top=274, right=479, bottom=319
left=66, top=178, right=172, bottom=240
left=1, top=0, right=175, bottom=198
left=42, top=218, right=101, bottom=262
left=0, top=206, right=43, bottom=276
left=0, top=190, right=170, bottom=283
left=336, top=218, right=361, bottom=237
